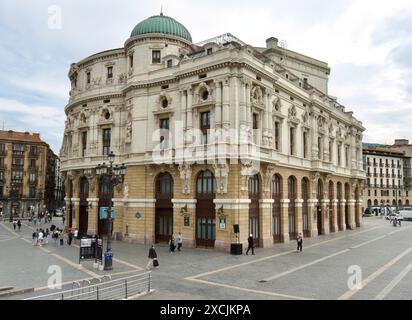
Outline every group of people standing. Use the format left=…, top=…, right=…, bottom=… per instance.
left=168, top=232, right=183, bottom=253
left=389, top=215, right=402, bottom=227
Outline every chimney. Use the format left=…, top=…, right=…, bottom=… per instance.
left=266, top=37, right=279, bottom=49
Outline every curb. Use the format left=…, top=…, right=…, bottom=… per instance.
left=0, top=288, right=35, bottom=298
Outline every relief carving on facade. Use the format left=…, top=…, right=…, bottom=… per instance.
left=125, top=112, right=133, bottom=144
left=84, top=170, right=97, bottom=194
left=213, top=162, right=229, bottom=194
left=194, top=82, right=213, bottom=104
left=251, top=86, right=264, bottom=107
left=179, top=163, right=192, bottom=195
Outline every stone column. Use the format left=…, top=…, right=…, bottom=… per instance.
left=172, top=199, right=197, bottom=249
left=262, top=93, right=269, bottom=146
left=64, top=197, right=71, bottom=226
left=340, top=200, right=347, bottom=231
left=308, top=199, right=318, bottom=237
left=331, top=199, right=339, bottom=232
left=71, top=198, right=80, bottom=229
left=246, top=83, right=252, bottom=129
left=215, top=82, right=222, bottom=129
left=295, top=199, right=304, bottom=236
left=181, top=90, right=187, bottom=132
left=259, top=199, right=274, bottom=248
left=321, top=199, right=330, bottom=235
left=356, top=200, right=363, bottom=227
left=187, top=88, right=193, bottom=130
left=280, top=199, right=290, bottom=243
left=222, top=78, right=230, bottom=130
left=86, top=198, right=99, bottom=235
left=348, top=199, right=356, bottom=230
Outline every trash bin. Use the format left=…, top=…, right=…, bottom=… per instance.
left=230, top=244, right=243, bottom=255
left=104, top=251, right=113, bottom=270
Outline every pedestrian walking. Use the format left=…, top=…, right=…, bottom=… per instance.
left=62, top=215, right=66, bottom=226
left=59, top=229, right=64, bottom=247
left=32, top=229, right=39, bottom=246
left=169, top=235, right=176, bottom=253
left=67, top=229, right=73, bottom=246
left=177, top=232, right=183, bottom=252
left=53, top=229, right=59, bottom=246
left=17, top=219, right=21, bottom=232
left=297, top=233, right=303, bottom=252
left=12, top=219, right=17, bottom=231
left=44, top=228, right=49, bottom=245
left=38, top=230, right=44, bottom=246
left=146, top=245, right=158, bottom=270
left=246, top=234, right=254, bottom=255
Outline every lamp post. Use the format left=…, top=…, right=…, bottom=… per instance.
left=95, top=151, right=126, bottom=271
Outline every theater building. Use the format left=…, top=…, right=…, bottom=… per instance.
left=60, top=13, right=365, bottom=251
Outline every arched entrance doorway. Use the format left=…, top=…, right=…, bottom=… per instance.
left=288, top=176, right=297, bottom=240
left=392, top=199, right=396, bottom=206
left=98, top=176, right=111, bottom=237
left=155, top=173, right=173, bottom=243
left=367, top=199, right=372, bottom=207
left=196, top=170, right=216, bottom=248
left=302, top=178, right=310, bottom=237
left=337, top=182, right=342, bottom=230
left=406, top=200, right=410, bottom=206
left=345, top=183, right=350, bottom=229
left=317, top=179, right=323, bottom=235
left=249, top=174, right=260, bottom=247
left=329, top=181, right=334, bottom=232
left=79, top=177, right=89, bottom=237
left=272, top=174, right=282, bottom=243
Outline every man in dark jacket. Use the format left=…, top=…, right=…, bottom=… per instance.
left=246, top=234, right=254, bottom=255
left=146, top=245, right=158, bottom=270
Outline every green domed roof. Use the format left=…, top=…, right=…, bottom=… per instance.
left=131, top=14, right=192, bottom=42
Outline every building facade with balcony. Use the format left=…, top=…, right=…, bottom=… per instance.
left=0, top=130, right=59, bottom=217
left=363, top=142, right=412, bottom=210
left=60, top=13, right=365, bottom=251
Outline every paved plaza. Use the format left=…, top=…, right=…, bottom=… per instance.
left=1, top=217, right=412, bottom=300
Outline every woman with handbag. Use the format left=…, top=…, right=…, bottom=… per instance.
left=146, top=245, right=158, bottom=270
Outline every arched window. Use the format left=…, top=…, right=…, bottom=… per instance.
left=248, top=174, right=260, bottom=196
left=197, top=170, right=216, bottom=195
left=79, top=177, right=89, bottom=203
left=302, top=178, right=310, bottom=236
left=288, top=176, right=297, bottom=240
left=156, top=173, right=173, bottom=197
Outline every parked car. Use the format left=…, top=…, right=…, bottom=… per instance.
left=397, top=210, right=412, bottom=221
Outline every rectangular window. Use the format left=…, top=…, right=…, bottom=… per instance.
left=318, top=136, right=322, bottom=160
left=103, top=128, right=111, bottom=156
left=129, top=55, right=134, bottom=68
left=160, top=118, right=170, bottom=149
left=345, top=146, right=349, bottom=167
left=0, top=157, right=4, bottom=168
left=12, top=157, right=24, bottom=166
left=274, top=122, right=280, bottom=151
left=338, top=144, right=341, bottom=166
left=290, top=127, right=295, bottom=156
left=200, top=112, right=211, bottom=145
left=82, top=131, right=87, bottom=157
left=107, top=66, right=113, bottom=79
left=167, top=59, right=173, bottom=68
left=329, top=140, right=333, bottom=162
left=152, top=50, right=161, bottom=64
left=87, top=72, right=91, bottom=84
left=30, top=159, right=36, bottom=169
left=207, top=48, right=213, bottom=55
left=29, top=172, right=36, bottom=183
left=303, top=131, right=307, bottom=159
left=253, top=114, right=258, bottom=144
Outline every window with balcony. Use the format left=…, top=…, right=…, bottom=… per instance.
left=30, top=159, right=36, bottom=170
left=102, top=128, right=111, bottom=156
left=0, top=143, right=5, bottom=156
left=13, top=144, right=24, bottom=156
left=30, top=146, right=37, bottom=157
left=29, top=172, right=36, bottom=183
left=200, top=112, right=211, bottom=145
left=152, top=50, right=161, bottom=64
left=12, top=157, right=24, bottom=167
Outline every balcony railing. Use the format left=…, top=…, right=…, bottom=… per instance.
left=13, top=150, right=24, bottom=157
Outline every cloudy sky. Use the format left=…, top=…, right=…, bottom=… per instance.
left=0, top=0, right=411, bottom=154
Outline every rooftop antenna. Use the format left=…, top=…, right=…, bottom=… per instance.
left=160, top=5, right=163, bottom=16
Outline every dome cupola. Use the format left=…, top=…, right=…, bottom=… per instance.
left=130, top=13, right=192, bottom=43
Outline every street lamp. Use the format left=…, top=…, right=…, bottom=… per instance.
left=95, top=151, right=126, bottom=271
